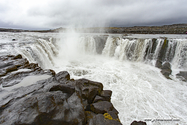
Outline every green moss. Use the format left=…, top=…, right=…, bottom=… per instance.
left=85, top=111, right=93, bottom=119
left=90, top=105, right=95, bottom=112
left=103, top=113, right=120, bottom=122
left=103, top=113, right=113, bottom=120
left=163, top=38, right=167, bottom=48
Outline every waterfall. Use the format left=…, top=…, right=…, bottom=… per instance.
left=18, top=38, right=58, bottom=69
left=100, top=36, right=187, bottom=69
left=172, top=39, right=187, bottom=69
left=0, top=37, right=58, bottom=69
left=1, top=32, right=187, bottom=125
left=1, top=32, right=187, bottom=70
left=79, top=36, right=97, bottom=54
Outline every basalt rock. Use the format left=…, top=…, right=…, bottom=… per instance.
left=0, top=54, right=123, bottom=125
left=176, top=71, right=187, bottom=82
left=160, top=62, right=172, bottom=79
left=0, top=54, right=55, bottom=87
left=155, top=59, right=162, bottom=68
left=130, top=121, right=147, bottom=125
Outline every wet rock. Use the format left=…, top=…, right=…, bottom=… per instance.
left=13, top=54, right=22, bottom=59
left=13, top=58, right=29, bottom=67
left=155, top=59, right=162, bottom=68
left=21, top=63, right=39, bottom=70
left=176, top=71, right=187, bottom=82
left=49, top=84, right=75, bottom=96
left=82, top=86, right=99, bottom=104
left=0, top=92, right=85, bottom=125
left=93, top=95, right=106, bottom=103
left=0, top=54, right=122, bottom=125
left=85, top=111, right=96, bottom=123
left=0, top=62, right=13, bottom=69
left=55, top=71, right=70, bottom=83
left=5, top=65, right=18, bottom=73
left=42, top=69, right=56, bottom=76
left=100, top=90, right=112, bottom=101
left=88, top=113, right=122, bottom=125
left=130, top=121, right=147, bottom=125
left=161, top=62, right=172, bottom=79
left=90, top=101, right=114, bottom=114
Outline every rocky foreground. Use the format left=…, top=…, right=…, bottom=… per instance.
left=0, top=54, right=147, bottom=125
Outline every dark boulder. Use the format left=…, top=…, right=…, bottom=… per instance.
left=100, top=90, right=112, bottom=101
left=130, top=121, right=147, bottom=125
left=49, top=84, right=75, bottom=96
left=55, top=71, right=70, bottom=83
left=90, top=101, right=114, bottom=114
left=88, top=113, right=122, bottom=125
left=160, top=62, right=172, bottom=79
left=13, top=54, right=22, bottom=59
left=176, top=71, right=187, bottom=82
left=93, top=95, right=106, bottom=103
left=155, top=59, right=162, bottom=68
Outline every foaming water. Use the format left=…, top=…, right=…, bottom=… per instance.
left=52, top=31, right=187, bottom=125
left=53, top=54, right=187, bottom=125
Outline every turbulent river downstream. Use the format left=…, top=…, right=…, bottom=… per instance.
left=0, top=31, right=187, bottom=125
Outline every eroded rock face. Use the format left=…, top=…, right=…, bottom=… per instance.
left=0, top=55, right=123, bottom=125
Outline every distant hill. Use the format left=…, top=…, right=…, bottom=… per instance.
left=1, top=24, right=187, bottom=34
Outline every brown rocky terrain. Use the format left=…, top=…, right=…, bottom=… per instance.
left=1, top=24, right=187, bottom=34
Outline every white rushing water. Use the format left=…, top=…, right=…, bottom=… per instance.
left=1, top=32, right=187, bottom=125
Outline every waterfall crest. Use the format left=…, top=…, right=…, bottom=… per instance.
left=1, top=33, right=187, bottom=70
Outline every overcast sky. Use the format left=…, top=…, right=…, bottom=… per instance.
left=0, top=0, right=187, bottom=29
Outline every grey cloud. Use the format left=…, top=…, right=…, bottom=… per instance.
left=0, top=0, right=187, bottom=29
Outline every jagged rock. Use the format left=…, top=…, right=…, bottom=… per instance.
left=0, top=92, right=85, bottom=125
left=76, top=78, right=103, bottom=102
left=55, top=71, right=70, bottom=83
left=0, top=54, right=122, bottom=125
left=93, top=95, right=106, bottom=103
left=176, top=71, right=187, bottom=81
left=88, top=113, right=122, bottom=125
left=13, top=54, right=22, bottom=59
left=49, top=84, right=75, bottom=96
left=82, top=86, right=99, bottom=104
left=100, top=90, right=112, bottom=101
left=161, top=62, right=172, bottom=79
left=90, top=101, right=114, bottom=114
left=0, top=54, right=55, bottom=87
left=155, top=59, right=162, bottom=68
left=0, top=62, right=12, bottom=69
left=5, top=65, right=18, bottom=73
left=130, top=121, right=147, bottom=125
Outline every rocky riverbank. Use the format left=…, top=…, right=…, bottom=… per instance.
left=0, top=54, right=148, bottom=125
